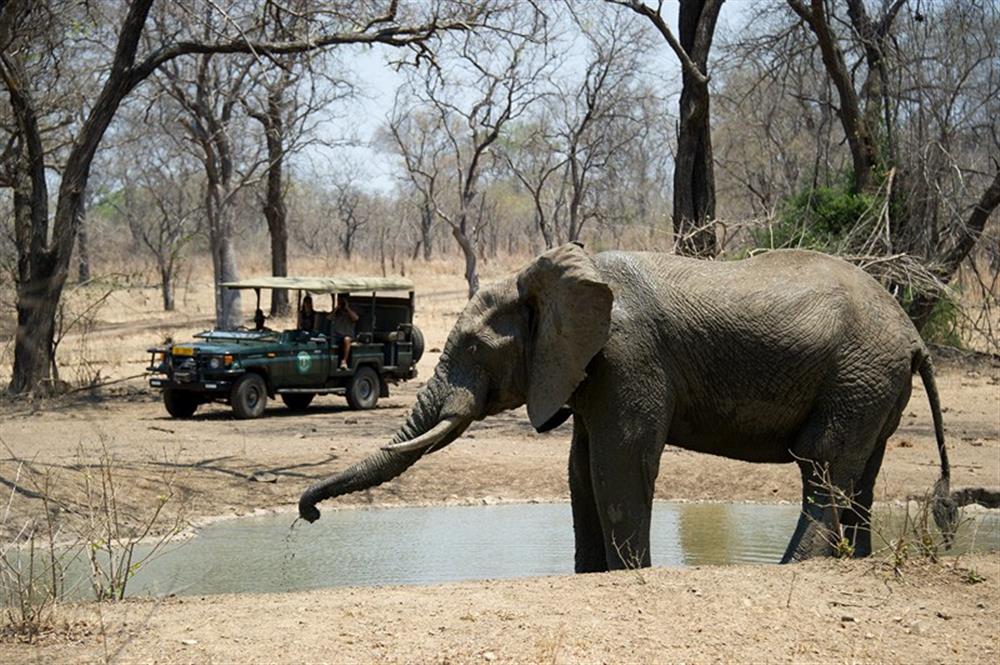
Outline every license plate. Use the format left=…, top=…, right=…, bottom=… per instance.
left=172, top=346, right=194, bottom=356
left=149, top=379, right=163, bottom=387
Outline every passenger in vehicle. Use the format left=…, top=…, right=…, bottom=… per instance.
left=331, top=294, right=359, bottom=368
left=298, top=295, right=318, bottom=332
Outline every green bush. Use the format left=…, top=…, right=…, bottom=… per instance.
left=906, top=290, right=964, bottom=348
left=756, top=185, right=876, bottom=250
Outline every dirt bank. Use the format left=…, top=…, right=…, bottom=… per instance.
left=3, top=554, right=998, bottom=663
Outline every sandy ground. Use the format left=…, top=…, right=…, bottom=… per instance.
left=4, top=554, right=999, bottom=664
left=1, top=264, right=999, bottom=662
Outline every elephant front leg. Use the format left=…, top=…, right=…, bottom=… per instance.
left=588, top=426, right=665, bottom=571
left=569, top=419, right=607, bottom=573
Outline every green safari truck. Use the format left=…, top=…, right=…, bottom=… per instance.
left=146, top=276, right=424, bottom=419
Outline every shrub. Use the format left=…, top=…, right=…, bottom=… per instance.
left=899, top=287, right=964, bottom=347
left=755, top=185, right=877, bottom=250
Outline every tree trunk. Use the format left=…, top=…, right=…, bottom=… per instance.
left=567, top=157, right=585, bottom=242
left=207, top=182, right=242, bottom=329
left=10, top=275, right=59, bottom=393
left=76, top=199, right=91, bottom=283
left=788, top=0, right=880, bottom=194
left=342, top=232, right=353, bottom=261
left=262, top=89, right=290, bottom=316
left=421, top=203, right=434, bottom=261
left=379, top=230, right=388, bottom=277
left=673, top=0, right=721, bottom=258
left=160, top=264, right=175, bottom=311
left=217, top=226, right=242, bottom=329
left=535, top=195, right=554, bottom=249
left=269, top=223, right=289, bottom=315
left=452, top=222, right=479, bottom=298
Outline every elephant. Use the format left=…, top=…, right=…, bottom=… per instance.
left=299, top=243, right=955, bottom=571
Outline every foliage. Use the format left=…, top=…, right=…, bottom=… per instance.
left=901, top=288, right=964, bottom=348
left=916, top=296, right=964, bottom=348
left=754, top=183, right=877, bottom=251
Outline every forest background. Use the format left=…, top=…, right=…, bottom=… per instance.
left=1, top=0, right=998, bottom=393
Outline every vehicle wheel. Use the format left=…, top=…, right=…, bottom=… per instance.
left=346, top=366, right=380, bottom=410
left=410, top=325, right=425, bottom=363
left=281, top=393, right=315, bottom=411
left=231, top=373, right=268, bottom=419
left=163, top=389, right=198, bottom=418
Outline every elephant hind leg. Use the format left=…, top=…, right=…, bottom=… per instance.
left=841, top=437, right=888, bottom=558
left=782, top=437, right=887, bottom=563
left=781, top=405, right=887, bottom=563
left=569, top=419, right=607, bottom=573
left=783, top=366, right=916, bottom=563
left=781, top=461, right=839, bottom=563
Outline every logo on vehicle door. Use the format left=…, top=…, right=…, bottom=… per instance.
left=296, top=351, right=312, bottom=373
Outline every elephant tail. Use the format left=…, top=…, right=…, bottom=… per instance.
left=915, top=350, right=957, bottom=546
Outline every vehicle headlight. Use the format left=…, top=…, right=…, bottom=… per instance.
left=208, top=357, right=222, bottom=369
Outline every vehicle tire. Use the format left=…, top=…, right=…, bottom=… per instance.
left=410, top=325, right=425, bottom=364
left=281, top=393, right=315, bottom=411
left=230, top=373, right=268, bottom=419
left=163, top=389, right=198, bottom=418
left=346, top=366, right=380, bottom=410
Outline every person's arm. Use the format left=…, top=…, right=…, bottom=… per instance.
left=345, top=299, right=359, bottom=322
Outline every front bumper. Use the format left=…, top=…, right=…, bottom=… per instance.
left=148, top=376, right=233, bottom=393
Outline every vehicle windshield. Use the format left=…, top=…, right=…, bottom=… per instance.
left=194, top=330, right=281, bottom=343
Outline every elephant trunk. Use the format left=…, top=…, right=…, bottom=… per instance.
left=298, top=377, right=468, bottom=522
left=298, top=447, right=423, bottom=522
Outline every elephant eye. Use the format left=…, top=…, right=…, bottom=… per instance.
left=467, top=343, right=478, bottom=355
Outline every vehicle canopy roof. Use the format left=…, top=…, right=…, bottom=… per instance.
left=221, top=276, right=414, bottom=295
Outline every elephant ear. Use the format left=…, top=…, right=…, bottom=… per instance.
left=517, top=243, right=613, bottom=430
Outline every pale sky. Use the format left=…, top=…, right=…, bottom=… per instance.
left=297, top=1, right=751, bottom=193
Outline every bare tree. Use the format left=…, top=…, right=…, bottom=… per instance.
left=499, top=117, right=564, bottom=249
left=245, top=1, right=354, bottom=315
left=331, top=170, right=370, bottom=261
left=397, top=6, right=552, bottom=297
left=108, top=105, right=202, bottom=311
left=784, top=0, right=1000, bottom=329
left=556, top=4, right=654, bottom=243
left=0, top=0, right=487, bottom=392
left=610, top=0, right=725, bottom=257
left=784, top=0, right=897, bottom=195
left=385, top=105, right=447, bottom=262
left=158, top=46, right=263, bottom=329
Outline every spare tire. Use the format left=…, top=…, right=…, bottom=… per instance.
left=410, top=324, right=425, bottom=364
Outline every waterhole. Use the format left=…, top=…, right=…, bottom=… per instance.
left=43, top=502, right=1000, bottom=599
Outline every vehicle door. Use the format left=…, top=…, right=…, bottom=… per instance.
left=295, top=334, right=331, bottom=387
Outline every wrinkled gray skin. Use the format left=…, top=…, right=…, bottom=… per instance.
left=299, top=244, right=953, bottom=571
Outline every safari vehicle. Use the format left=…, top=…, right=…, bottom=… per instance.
left=146, top=276, right=424, bottom=419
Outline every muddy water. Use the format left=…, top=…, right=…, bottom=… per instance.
left=57, top=502, right=1000, bottom=599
